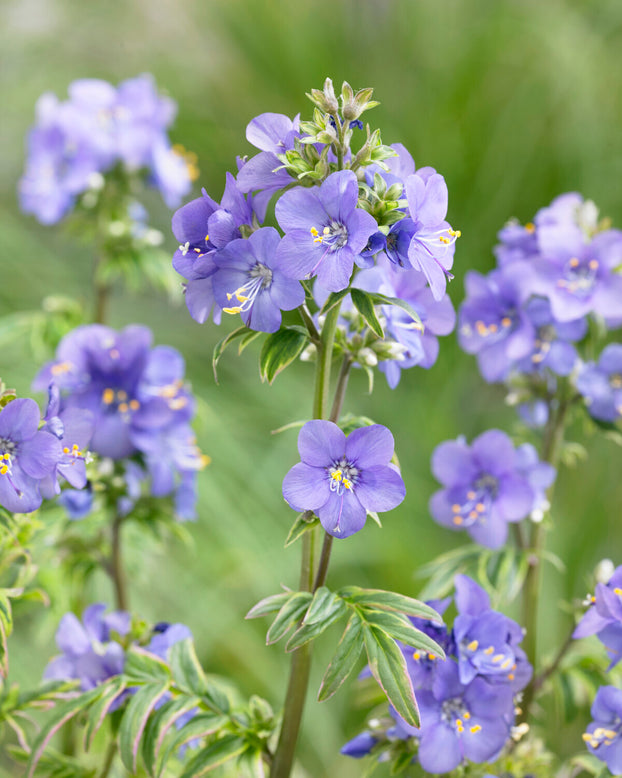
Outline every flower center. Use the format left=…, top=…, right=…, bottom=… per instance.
left=440, top=698, right=481, bottom=735
left=583, top=723, right=621, bottom=750
left=327, top=456, right=359, bottom=495
left=462, top=314, right=514, bottom=341
left=310, top=221, right=349, bottom=252
left=0, top=440, right=15, bottom=476
left=223, top=263, right=273, bottom=315
left=451, top=475, right=498, bottom=528
left=557, top=256, right=599, bottom=297
left=101, top=388, right=141, bottom=419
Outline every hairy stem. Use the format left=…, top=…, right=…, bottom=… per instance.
left=110, top=514, right=129, bottom=611
left=520, top=396, right=570, bottom=722
left=270, top=306, right=343, bottom=778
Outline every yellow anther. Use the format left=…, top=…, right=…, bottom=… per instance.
left=129, top=400, right=140, bottom=411
left=463, top=711, right=471, bottom=720
left=51, top=361, right=73, bottom=376
left=582, top=732, right=593, bottom=742
left=169, top=397, right=188, bottom=411
left=468, top=510, right=478, bottom=520
left=476, top=502, right=485, bottom=512
left=452, top=504, right=461, bottom=512
left=413, top=651, right=421, bottom=660
left=117, top=390, right=127, bottom=401
left=467, top=640, right=479, bottom=651
left=501, top=658, right=513, bottom=669
left=102, top=388, right=115, bottom=405
left=342, top=478, right=352, bottom=490
left=194, top=247, right=202, bottom=253
left=470, top=725, right=482, bottom=734
left=475, top=321, right=488, bottom=336
left=501, top=317, right=512, bottom=327
left=2, top=454, right=9, bottom=460
left=200, top=454, right=211, bottom=469
left=589, top=259, right=599, bottom=270
left=439, top=236, right=450, bottom=244
left=331, top=470, right=343, bottom=482
left=614, top=588, right=622, bottom=596
left=453, top=516, right=463, bottom=525
left=467, top=490, right=476, bottom=500
left=205, top=234, right=209, bottom=242
left=323, top=226, right=330, bottom=235
left=0, top=465, right=7, bottom=475
left=456, top=719, right=463, bottom=728
left=427, top=653, right=436, bottom=660
left=448, top=229, right=461, bottom=237
left=310, top=227, right=319, bottom=236
left=488, top=323, right=498, bottom=333
left=118, top=402, right=129, bottom=413
left=569, top=257, right=580, bottom=268
left=223, top=306, right=243, bottom=314
left=508, top=673, right=515, bottom=680
left=492, top=654, right=504, bottom=663
left=525, top=222, right=535, bottom=233
left=484, top=646, right=494, bottom=655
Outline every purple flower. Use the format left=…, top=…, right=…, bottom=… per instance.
left=275, top=170, right=378, bottom=292
left=147, top=622, right=193, bottom=660
left=213, top=227, right=305, bottom=333
left=429, top=430, right=545, bottom=549
left=0, top=398, right=61, bottom=514
left=494, top=220, right=539, bottom=267
left=340, top=732, right=379, bottom=759
left=406, top=660, right=513, bottom=773
left=458, top=268, right=534, bottom=383
left=577, top=344, right=622, bottom=423
left=531, top=224, right=622, bottom=322
left=400, top=598, right=455, bottom=692
left=574, top=564, right=622, bottom=669
left=453, top=575, right=531, bottom=692
left=59, top=486, right=94, bottom=520
left=44, top=604, right=130, bottom=691
left=403, top=171, right=459, bottom=300
left=282, top=420, right=405, bottom=538
left=583, top=686, right=622, bottom=773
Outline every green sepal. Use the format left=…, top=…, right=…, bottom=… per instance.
left=284, top=512, right=320, bottom=548
left=179, top=734, right=247, bottom=778
left=266, top=592, right=313, bottom=645
left=118, top=680, right=169, bottom=773
left=362, top=624, right=420, bottom=728
left=318, top=611, right=364, bottom=701
left=350, top=289, right=384, bottom=338
left=339, top=587, right=442, bottom=622
left=259, top=327, right=308, bottom=383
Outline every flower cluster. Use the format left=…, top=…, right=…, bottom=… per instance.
left=458, top=193, right=622, bottom=425
left=19, top=74, right=195, bottom=224
left=342, top=576, right=531, bottom=773
left=170, top=80, right=458, bottom=384
left=33, top=324, right=208, bottom=520
left=282, top=420, right=405, bottom=538
left=429, top=429, right=555, bottom=548
left=0, top=394, right=92, bottom=514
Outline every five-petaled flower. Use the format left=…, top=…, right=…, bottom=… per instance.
left=282, top=420, right=405, bottom=538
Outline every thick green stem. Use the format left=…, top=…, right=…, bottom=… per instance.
left=270, top=306, right=343, bottom=778
left=110, top=514, right=129, bottom=611
left=519, top=397, right=570, bottom=722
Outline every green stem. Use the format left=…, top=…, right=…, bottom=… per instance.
left=270, top=306, right=343, bottom=778
left=298, top=304, right=321, bottom=345
left=98, top=740, right=117, bottom=778
left=110, top=514, right=129, bottom=611
left=519, top=396, right=570, bottom=722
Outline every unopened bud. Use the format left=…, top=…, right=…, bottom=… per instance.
left=300, top=344, right=317, bottom=362
left=358, top=347, right=378, bottom=367
left=595, top=558, right=615, bottom=584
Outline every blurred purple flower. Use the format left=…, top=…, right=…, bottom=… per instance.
left=577, top=344, right=622, bottom=423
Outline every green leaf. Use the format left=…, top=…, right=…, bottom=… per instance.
left=238, top=330, right=263, bottom=354
left=318, top=612, right=364, bottom=701
left=320, top=288, right=351, bottom=315
left=123, top=646, right=171, bottom=683
left=285, top=597, right=347, bottom=652
left=169, top=639, right=208, bottom=697
left=212, top=326, right=251, bottom=383
left=339, top=587, right=442, bottom=622
left=141, top=695, right=201, bottom=777
left=245, top=591, right=293, bottom=620
left=351, top=289, right=384, bottom=338
left=362, top=624, right=420, bottom=728
left=284, top=512, right=320, bottom=548
left=179, top=734, right=247, bottom=778
left=361, top=609, right=445, bottom=660
left=237, top=747, right=267, bottom=778
left=366, top=292, right=423, bottom=331
left=156, top=713, right=229, bottom=778
left=266, top=592, right=312, bottom=645
left=259, top=327, right=308, bottom=384
left=83, top=677, right=127, bottom=750
left=303, top=587, right=340, bottom=624
left=118, top=680, right=169, bottom=773
left=26, top=687, right=103, bottom=777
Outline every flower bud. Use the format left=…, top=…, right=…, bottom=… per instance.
left=595, top=558, right=615, bottom=584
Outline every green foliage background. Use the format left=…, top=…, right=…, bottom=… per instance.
left=1, top=0, right=621, bottom=774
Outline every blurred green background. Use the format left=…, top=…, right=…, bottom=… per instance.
left=1, top=0, right=622, bottom=774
